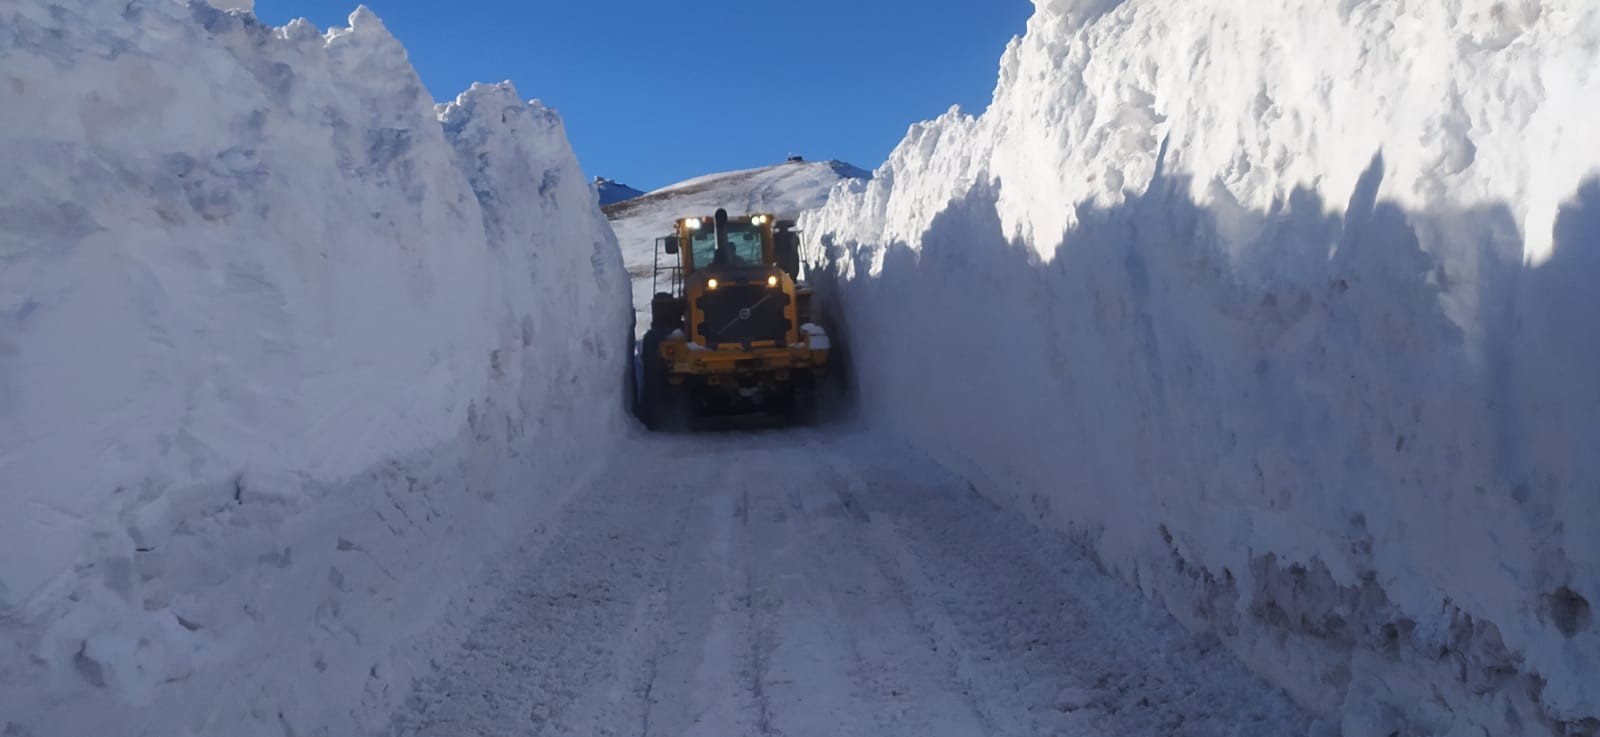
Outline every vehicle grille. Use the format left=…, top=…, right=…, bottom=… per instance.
left=695, top=283, right=790, bottom=348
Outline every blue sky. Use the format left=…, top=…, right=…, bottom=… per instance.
left=256, top=0, right=1033, bottom=191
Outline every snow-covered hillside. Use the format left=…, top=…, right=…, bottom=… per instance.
left=594, top=176, right=646, bottom=206
left=804, top=1, right=1600, bottom=735
left=0, top=2, right=629, bottom=735
left=606, top=159, right=868, bottom=334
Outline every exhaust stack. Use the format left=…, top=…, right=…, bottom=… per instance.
left=713, top=208, right=731, bottom=265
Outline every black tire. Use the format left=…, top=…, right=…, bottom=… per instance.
left=637, top=329, right=665, bottom=430
left=638, top=328, right=695, bottom=433
left=650, top=293, right=685, bottom=333
left=661, top=383, right=697, bottom=433
left=790, top=399, right=813, bottom=428
left=782, top=377, right=817, bottom=428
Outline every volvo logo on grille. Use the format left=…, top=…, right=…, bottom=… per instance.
left=738, top=307, right=752, bottom=320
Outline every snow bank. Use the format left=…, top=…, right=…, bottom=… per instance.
left=0, top=2, right=630, bottom=735
left=804, top=1, right=1600, bottom=734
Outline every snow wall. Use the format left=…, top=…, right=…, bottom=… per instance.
left=0, top=2, right=631, bottom=735
left=803, top=1, right=1600, bottom=735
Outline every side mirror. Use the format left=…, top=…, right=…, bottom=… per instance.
left=663, top=236, right=679, bottom=255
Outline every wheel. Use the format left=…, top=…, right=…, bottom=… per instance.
left=781, top=378, right=816, bottom=428
left=637, top=329, right=666, bottom=430
left=637, top=328, right=695, bottom=433
left=650, top=293, right=684, bottom=333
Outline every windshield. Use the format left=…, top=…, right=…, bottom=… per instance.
left=690, top=223, right=765, bottom=270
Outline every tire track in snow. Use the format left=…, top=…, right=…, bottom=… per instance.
left=737, top=435, right=992, bottom=737
left=380, top=447, right=700, bottom=737
left=380, top=429, right=1308, bottom=737
left=629, top=460, right=765, bottom=737
left=827, top=432, right=1310, bottom=737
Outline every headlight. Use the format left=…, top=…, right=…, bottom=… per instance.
left=752, top=215, right=767, bottom=226
left=707, top=278, right=719, bottom=290
left=766, top=275, right=779, bottom=287
left=684, top=218, right=702, bottom=231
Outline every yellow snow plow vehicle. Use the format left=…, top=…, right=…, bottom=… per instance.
left=636, top=208, right=830, bottom=430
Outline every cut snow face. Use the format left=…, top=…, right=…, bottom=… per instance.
left=0, top=2, right=629, bottom=735
left=604, top=159, right=869, bottom=336
left=802, top=1, right=1600, bottom=735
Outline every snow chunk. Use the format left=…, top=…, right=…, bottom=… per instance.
left=799, top=323, right=831, bottom=351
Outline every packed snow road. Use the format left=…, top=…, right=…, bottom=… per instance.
left=382, top=429, right=1307, bottom=737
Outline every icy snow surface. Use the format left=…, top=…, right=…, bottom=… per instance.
left=0, top=2, right=629, bottom=735
left=804, top=0, right=1600, bottom=734
left=604, top=160, right=868, bottom=335
left=384, top=429, right=1308, bottom=737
